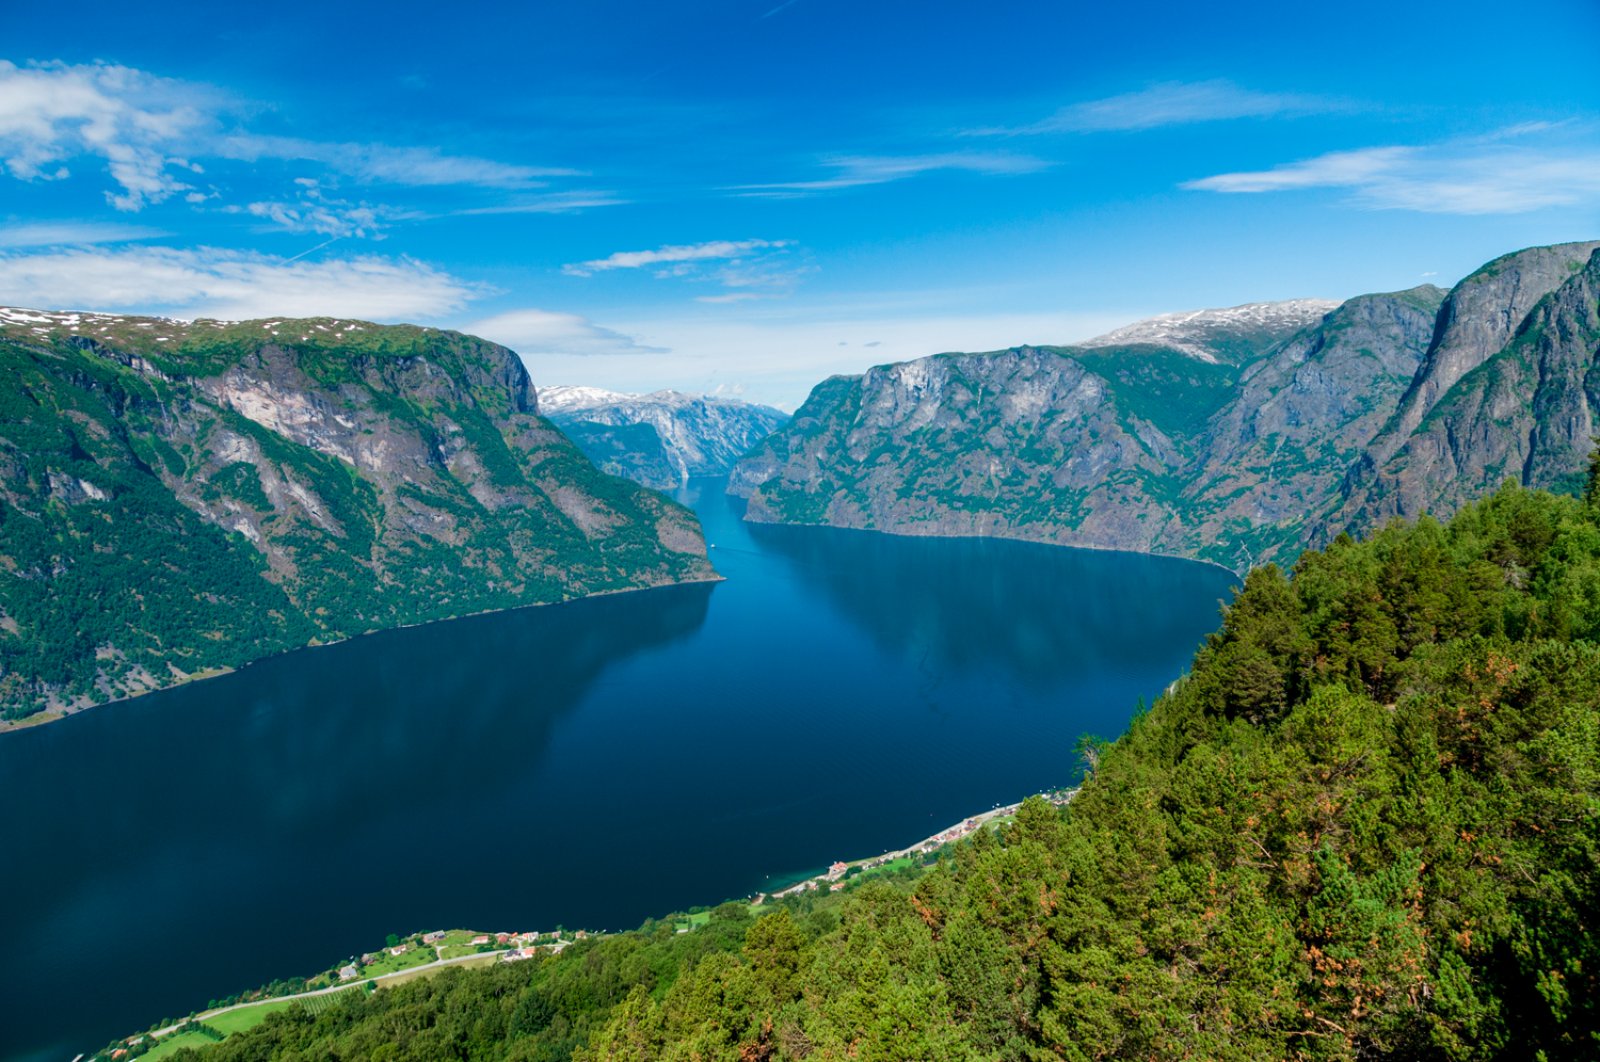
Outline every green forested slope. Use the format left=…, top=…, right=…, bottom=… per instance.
left=156, top=479, right=1600, bottom=1060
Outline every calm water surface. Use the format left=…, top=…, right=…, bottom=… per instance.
left=0, top=481, right=1235, bottom=1061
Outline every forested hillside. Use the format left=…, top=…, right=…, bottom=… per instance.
left=0, top=309, right=714, bottom=720
left=149, top=475, right=1600, bottom=1060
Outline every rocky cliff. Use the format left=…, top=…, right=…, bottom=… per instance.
left=541, top=386, right=789, bottom=491
left=0, top=308, right=715, bottom=720
left=731, top=241, right=1600, bottom=571
left=1329, top=241, right=1600, bottom=530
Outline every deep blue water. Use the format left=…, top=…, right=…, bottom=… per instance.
left=0, top=482, right=1235, bottom=1061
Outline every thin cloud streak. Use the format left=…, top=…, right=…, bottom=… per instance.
left=453, top=192, right=629, bottom=216
left=733, top=152, right=1048, bottom=196
left=214, top=135, right=579, bottom=189
left=1185, top=134, right=1600, bottom=214
left=967, top=80, right=1345, bottom=136
left=563, top=239, right=790, bottom=276
left=0, top=221, right=169, bottom=248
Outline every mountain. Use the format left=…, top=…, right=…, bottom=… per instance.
left=541, top=386, right=790, bottom=491
left=0, top=308, right=715, bottom=722
left=731, top=241, right=1600, bottom=570
left=1329, top=242, right=1600, bottom=532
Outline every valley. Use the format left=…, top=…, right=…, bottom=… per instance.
left=7, top=4, right=1600, bottom=1058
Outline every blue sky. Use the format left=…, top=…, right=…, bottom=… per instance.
left=3, top=0, right=1599, bottom=407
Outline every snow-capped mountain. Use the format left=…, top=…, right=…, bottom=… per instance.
left=540, top=386, right=790, bottom=491
left=1080, top=298, right=1340, bottom=363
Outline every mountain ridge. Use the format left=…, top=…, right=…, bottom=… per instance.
left=731, top=240, right=1600, bottom=571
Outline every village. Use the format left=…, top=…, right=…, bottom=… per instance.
left=765, top=788, right=1076, bottom=901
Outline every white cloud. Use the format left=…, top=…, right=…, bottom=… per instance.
left=466, top=308, right=665, bottom=357
left=0, top=60, right=213, bottom=209
left=970, top=80, right=1339, bottom=136
left=733, top=152, right=1048, bottom=196
left=1184, top=137, right=1600, bottom=214
left=0, top=245, right=482, bottom=320
left=0, top=221, right=168, bottom=248
left=563, top=239, right=790, bottom=276
left=0, top=60, right=588, bottom=219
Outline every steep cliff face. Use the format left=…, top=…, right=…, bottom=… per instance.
left=731, top=241, right=1600, bottom=571
left=1174, top=287, right=1446, bottom=566
left=541, top=386, right=789, bottom=491
left=1331, top=243, right=1600, bottom=529
left=0, top=308, right=714, bottom=720
left=732, top=345, right=1235, bottom=555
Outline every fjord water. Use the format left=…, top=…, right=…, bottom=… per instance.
left=0, top=482, right=1233, bottom=1061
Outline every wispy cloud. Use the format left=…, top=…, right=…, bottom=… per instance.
left=454, top=192, right=628, bottom=216
left=466, top=308, right=665, bottom=357
left=563, top=239, right=790, bottom=276
left=969, top=80, right=1342, bottom=136
left=215, top=135, right=577, bottom=189
left=0, top=59, right=587, bottom=220
left=0, top=245, right=482, bottom=319
left=563, top=238, right=811, bottom=299
left=0, top=220, right=169, bottom=248
left=695, top=292, right=767, bottom=304
left=1184, top=131, right=1600, bottom=214
left=222, top=179, right=417, bottom=238
left=733, top=152, right=1048, bottom=196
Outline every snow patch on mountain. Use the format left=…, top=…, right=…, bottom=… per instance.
left=1080, top=299, right=1340, bottom=363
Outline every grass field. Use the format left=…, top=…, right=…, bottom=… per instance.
left=204, top=999, right=299, bottom=1034
left=348, top=943, right=436, bottom=980
left=673, top=911, right=712, bottom=933
left=141, top=1031, right=216, bottom=1060
left=378, top=953, right=500, bottom=988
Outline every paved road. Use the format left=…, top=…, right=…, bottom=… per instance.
left=148, top=949, right=510, bottom=1039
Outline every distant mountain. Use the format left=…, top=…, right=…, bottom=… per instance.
left=0, top=309, right=715, bottom=721
left=541, top=386, right=789, bottom=491
left=731, top=240, right=1600, bottom=570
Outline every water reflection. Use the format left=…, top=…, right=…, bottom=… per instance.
left=746, top=515, right=1232, bottom=688
left=0, top=583, right=710, bottom=1062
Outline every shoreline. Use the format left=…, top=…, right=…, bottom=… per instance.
left=766, top=787, right=1077, bottom=899
left=99, top=786, right=1079, bottom=1059
left=0, top=572, right=724, bottom=737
